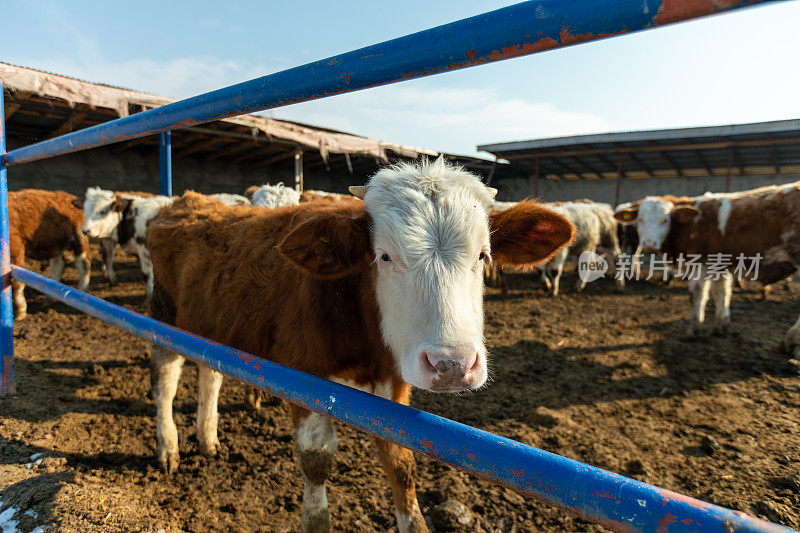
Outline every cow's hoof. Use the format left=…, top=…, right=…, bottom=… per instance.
left=712, top=325, right=729, bottom=337
left=199, top=438, right=220, bottom=458
left=158, top=449, right=180, bottom=474
left=108, top=280, right=118, bottom=287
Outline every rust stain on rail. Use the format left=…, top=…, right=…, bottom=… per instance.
left=653, top=0, right=760, bottom=25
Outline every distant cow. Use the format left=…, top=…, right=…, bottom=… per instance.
left=146, top=160, right=574, bottom=531
left=614, top=185, right=799, bottom=339
left=245, top=183, right=301, bottom=208
left=209, top=193, right=250, bottom=206
left=8, top=189, right=91, bottom=319
left=541, top=201, right=623, bottom=296
left=300, top=189, right=362, bottom=205
left=79, top=187, right=173, bottom=306
left=73, top=190, right=156, bottom=287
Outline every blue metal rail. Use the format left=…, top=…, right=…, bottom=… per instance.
left=0, top=1, right=793, bottom=531
left=10, top=266, right=793, bottom=533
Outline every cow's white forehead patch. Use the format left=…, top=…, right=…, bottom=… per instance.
left=638, top=197, right=673, bottom=221
left=84, top=187, right=116, bottom=214
left=363, top=159, right=494, bottom=268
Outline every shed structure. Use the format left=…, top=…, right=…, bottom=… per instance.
left=479, top=120, right=800, bottom=205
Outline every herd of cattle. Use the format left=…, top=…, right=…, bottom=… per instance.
left=7, top=159, right=800, bottom=531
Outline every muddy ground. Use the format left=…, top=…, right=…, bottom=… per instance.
left=0, top=250, right=799, bottom=532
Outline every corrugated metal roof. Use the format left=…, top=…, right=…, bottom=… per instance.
left=477, top=120, right=800, bottom=180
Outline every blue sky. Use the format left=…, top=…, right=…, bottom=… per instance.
left=1, top=1, right=799, bottom=156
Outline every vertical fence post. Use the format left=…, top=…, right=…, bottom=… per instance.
left=614, top=152, right=623, bottom=207
left=294, top=148, right=303, bottom=192
left=0, top=82, right=16, bottom=396
left=533, top=157, right=540, bottom=199
left=159, top=131, right=172, bottom=197
left=725, top=145, right=733, bottom=193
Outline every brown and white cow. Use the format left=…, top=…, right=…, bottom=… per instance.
left=8, top=189, right=91, bottom=319
left=614, top=185, right=800, bottom=339
left=72, top=190, right=157, bottom=287
left=146, top=160, right=574, bottom=532
left=80, top=187, right=173, bottom=306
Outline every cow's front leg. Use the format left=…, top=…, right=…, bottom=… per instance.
left=374, top=437, right=427, bottom=532
left=197, top=364, right=223, bottom=457
left=373, top=382, right=427, bottom=532
left=779, top=313, right=800, bottom=356
left=686, top=276, right=711, bottom=337
left=11, top=278, right=26, bottom=320
left=139, top=251, right=155, bottom=307
left=710, top=273, right=733, bottom=335
left=101, top=238, right=118, bottom=285
left=292, top=406, right=338, bottom=533
left=47, top=254, right=66, bottom=282
left=75, top=252, right=90, bottom=291
left=153, top=345, right=184, bottom=473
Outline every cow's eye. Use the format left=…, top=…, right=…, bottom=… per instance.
left=479, top=251, right=487, bottom=261
left=380, top=253, right=391, bottom=262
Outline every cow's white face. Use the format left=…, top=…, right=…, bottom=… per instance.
left=364, top=160, right=493, bottom=392
left=81, top=187, right=122, bottom=239
left=635, top=197, right=674, bottom=252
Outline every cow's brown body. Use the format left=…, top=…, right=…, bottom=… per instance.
left=147, top=192, right=420, bottom=531
left=8, top=189, right=90, bottom=319
left=149, top=192, right=396, bottom=384
left=617, top=183, right=800, bottom=339
left=660, top=186, right=800, bottom=284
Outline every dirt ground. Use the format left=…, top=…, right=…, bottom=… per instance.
left=1, top=250, right=799, bottom=532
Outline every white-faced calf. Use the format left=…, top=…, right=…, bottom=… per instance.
left=79, top=187, right=172, bottom=306
left=146, top=160, right=574, bottom=532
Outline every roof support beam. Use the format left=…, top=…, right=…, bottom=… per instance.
left=767, top=133, right=780, bottom=173
left=173, top=138, right=227, bottom=158
left=567, top=155, right=600, bottom=179
left=4, top=103, right=20, bottom=121
left=692, top=149, right=713, bottom=175
left=253, top=150, right=299, bottom=168
left=47, top=112, right=87, bottom=139
left=547, top=156, right=585, bottom=179
left=615, top=143, right=652, bottom=176
left=203, top=141, right=259, bottom=163
left=649, top=142, right=684, bottom=177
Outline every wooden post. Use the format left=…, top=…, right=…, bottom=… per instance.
left=533, top=157, right=540, bottom=199
left=294, top=149, right=304, bottom=192
left=614, top=152, right=622, bottom=207
left=725, top=146, right=733, bottom=193
left=159, top=131, right=172, bottom=197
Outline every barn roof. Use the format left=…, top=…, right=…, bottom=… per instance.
left=477, top=119, right=800, bottom=181
left=1, top=62, right=492, bottom=175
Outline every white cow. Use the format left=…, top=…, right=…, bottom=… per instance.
left=250, top=183, right=301, bottom=208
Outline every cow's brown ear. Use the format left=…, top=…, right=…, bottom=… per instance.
left=489, top=201, right=575, bottom=268
left=278, top=209, right=372, bottom=279
left=113, top=198, right=132, bottom=213
left=614, top=206, right=638, bottom=224
left=672, top=204, right=699, bottom=223
left=71, top=198, right=84, bottom=210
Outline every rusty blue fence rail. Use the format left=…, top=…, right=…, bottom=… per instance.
left=0, top=1, right=793, bottom=531
left=10, top=266, right=794, bottom=533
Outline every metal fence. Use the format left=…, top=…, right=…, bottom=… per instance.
left=0, top=2, right=792, bottom=532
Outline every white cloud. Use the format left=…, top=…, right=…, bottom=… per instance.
left=275, top=84, right=612, bottom=156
